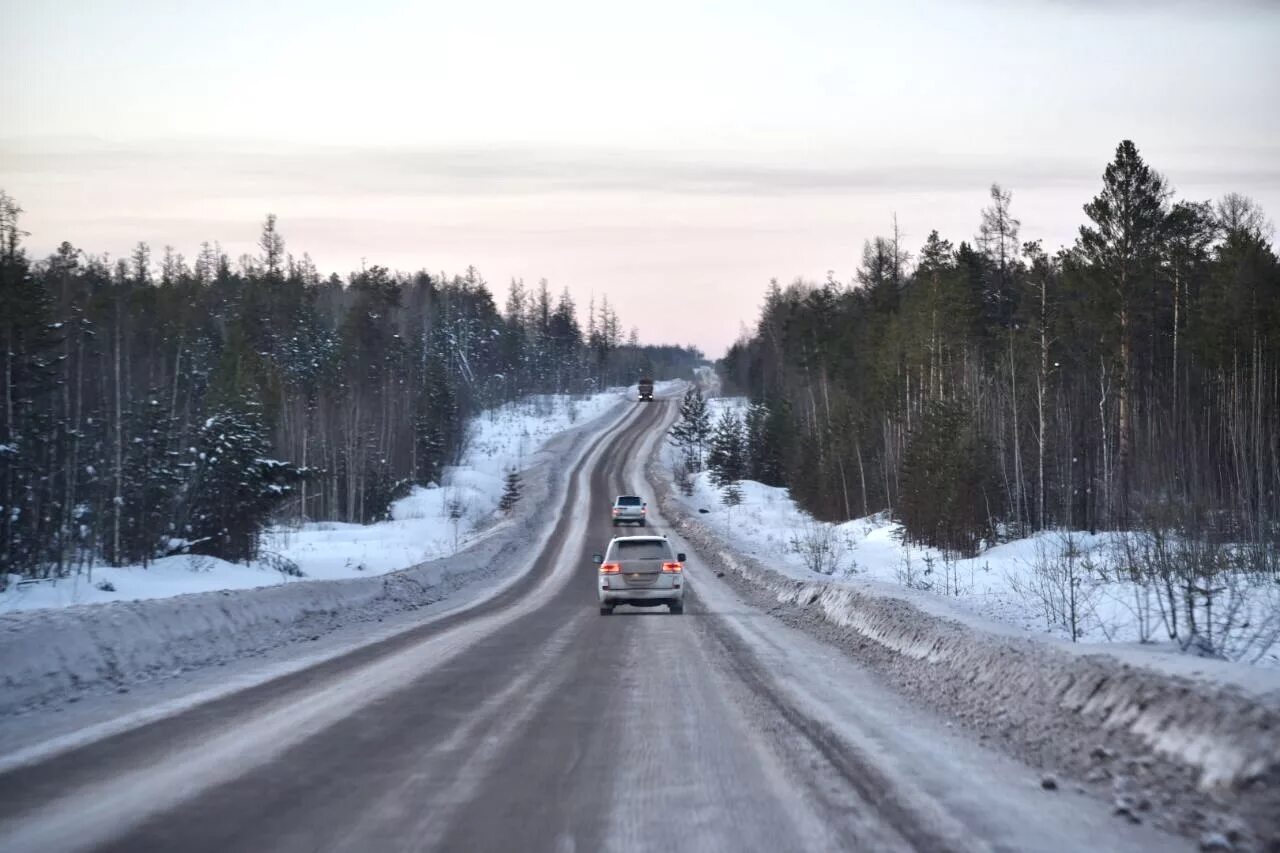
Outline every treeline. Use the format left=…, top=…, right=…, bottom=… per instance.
left=722, top=141, right=1279, bottom=556
left=0, top=198, right=702, bottom=579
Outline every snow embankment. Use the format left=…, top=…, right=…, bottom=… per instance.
left=0, top=392, right=630, bottom=715
left=693, top=399, right=1280, bottom=668
left=650, top=416, right=1280, bottom=847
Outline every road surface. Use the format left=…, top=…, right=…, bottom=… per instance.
left=0, top=397, right=1186, bottom=852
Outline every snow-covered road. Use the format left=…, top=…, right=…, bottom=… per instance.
left=0, top=394, right=1198, bottom=852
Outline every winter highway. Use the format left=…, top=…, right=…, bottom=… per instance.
left=0, top=395, right=1188, bottom=852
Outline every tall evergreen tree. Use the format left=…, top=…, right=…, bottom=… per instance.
left=0, top=192, right=64, bottom=577
left=1077, top=140, right=1171, bottom=523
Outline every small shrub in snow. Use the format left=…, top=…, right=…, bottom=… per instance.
left=720, top=481, right=744, bottom=531
left=260, top=551, right=305, bottom=578
left=790, top=518, right=849, bottom=576
left=445, top=490, right=468, bottom=553
left=95, top=580, right=115, bottom=592
left=363, top=475, right=412, bottom=523
left=671, top=456, right=694, bottom=497
left=1116, top=529, right=1280, bottom=663
left=1105, top=575, right=1160, bottom=645
left=923, top=552, right=970, bottom=597
left=896, top=550, right=931, bottom=591
left=1007, top=532, right=1101, bottom=642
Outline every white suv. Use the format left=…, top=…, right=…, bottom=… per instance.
left=594, top=536, right=686, bottom=615
left=611, top=495, right=647, bottom=526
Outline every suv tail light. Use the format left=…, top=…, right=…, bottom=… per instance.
left=611, top=508, right=620, bottom=516
left=599, top=562, right=621, bottom=574
left=661, top=561, right=682, bottom=573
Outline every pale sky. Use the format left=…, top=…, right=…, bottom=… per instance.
left=3, top=0, right=1278, bottom=356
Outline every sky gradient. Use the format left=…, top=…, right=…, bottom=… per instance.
left=3, top=0, right=1278, bottom=356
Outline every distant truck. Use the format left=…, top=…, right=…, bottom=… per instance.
left=638, top=377, right=654, bottom=402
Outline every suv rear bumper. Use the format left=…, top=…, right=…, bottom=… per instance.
left=599, top=587, right=683, bottom=604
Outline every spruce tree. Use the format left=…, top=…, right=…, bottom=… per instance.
left=414, top=347, right=458, bottom=487
left=499, top=469, right=523, bottom=514
left=182, top=404, right=305, bottom=563
left=1077, top=140, right=1170, bottom=524
left=668, top=388, right=711, bottom=471
left=707, top=410, right=746, bottom=487
left=743, top=400, right=789, bottom=486
left=897, top=399, right=996, bottom=557
left=116, top=397, right=183, bottom=564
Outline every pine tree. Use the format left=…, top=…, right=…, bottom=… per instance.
left=743, top=399, right=790, bottom=486
left=499, top=468, right=523, bottom=513
left=668, top=388, right=712, bottom=471
left=182, top=404, right=306, bottom=562
left=707, top=409, right=746, bottom=487
left=116, top=396, right=183, bottom=564
left=856, top=236, right=903, bottom=316
left=414, top=357, right=457, bottom=485
left=896, top=399, right=996, bottom=556
left=1077, top=140, right=1171, bottom=524
left=258, top=214, right=285, bottom=279
left=976, top=183, right=1021, bottom=327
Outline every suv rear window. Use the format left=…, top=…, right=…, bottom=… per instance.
left=613, top=540, right=671, bottom=560
left=616, top=496, right=642, bottom=506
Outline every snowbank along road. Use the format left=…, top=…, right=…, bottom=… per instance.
left=0, top=392, right=1192, bottom=852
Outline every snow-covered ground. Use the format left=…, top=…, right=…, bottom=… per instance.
left=671, top=397, right=1280, bottom=668
left=2, top=390, right=626, bottom=613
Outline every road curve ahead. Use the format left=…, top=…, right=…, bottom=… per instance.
left=0, top=396, right=1187, bottom=853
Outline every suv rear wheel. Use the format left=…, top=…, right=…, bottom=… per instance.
left=600, top=605, right=613, bottom=615
left=669, top=601, right=683, bottom=615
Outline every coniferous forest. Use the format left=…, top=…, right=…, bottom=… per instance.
left=0, top=198, right=702, bottom=580
left=722, top=141, right=1279, bottom=559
